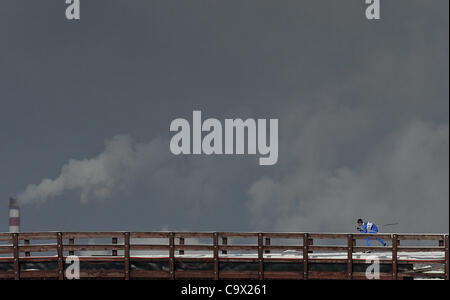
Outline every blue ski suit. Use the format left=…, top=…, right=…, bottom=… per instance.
left=358, top=222, right=386, bottom=246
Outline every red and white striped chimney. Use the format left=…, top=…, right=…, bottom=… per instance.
left=9, top=198, right=20, bottom=233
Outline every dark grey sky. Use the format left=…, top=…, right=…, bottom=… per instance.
left=0, top=0, right=448, bottom=233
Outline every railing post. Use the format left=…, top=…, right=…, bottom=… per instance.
left=303, top=233, right=309, bottom=280
left=13, top=233, right=20, bottom=280
left=265, top=237, right=271, bottom=254
left=169, top=232, right=175, bottom=280
left=112, top=237, right=118, bottom=256
left=213, top=233, right=219, bottom=280
left=392, top=234, right=398, bottom=280
left=124, top=232, right=130, bottom=280
left=57, top=232, right=64, bottom=280
left=347, top=234, right=353, bottom=280
left=445, top=235, right=449, bottom=281
left=221, top=237, right=228, bottom=255
left=69, top=238, right=75, bottom=256
left=24, top=239, right=30, bottom=257
left=179, top=237, right=185, bottom=256
left=308, top=237, right=314, bottom=253
left=258, top=233, right=264, bottom=280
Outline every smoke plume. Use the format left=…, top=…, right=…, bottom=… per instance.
left=17, top=135, right=168, bottom=205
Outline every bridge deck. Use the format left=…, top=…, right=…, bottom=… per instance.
left=0, top=232, right=448, bottom=280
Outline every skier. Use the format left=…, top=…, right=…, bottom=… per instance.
left=356, top=219, right=387, bottom=247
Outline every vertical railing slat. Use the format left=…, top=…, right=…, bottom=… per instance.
left=69, top=238, right=75, bottom=256
left=303, top=233, right=309, bottom=280
left=213, top=233, right=219, bottom=280
left=124, top=232, right=130, bottom=280
left=112, top=237, right=118, bottom=256
left=308, top=237, right=314, bottom=253
left=265, top=237, right=271, bottom=254
left=221, top=237, right=228, bottom=255
left=392, top=234, right=398, bottom=280
left=169, top=232, right=175, bottom=280
left=347, top=234, right=353, bottom=280
left=57, top=232, right=64, bottom=280
left=258, top=233, right=264, bottom=280
left=13, top=233, right=19, bottom=280
left=24, top=239, right=30, bottom=257
left=445, top=235, right=449, bottom=281
left=179, top=237, right=185, bottom=256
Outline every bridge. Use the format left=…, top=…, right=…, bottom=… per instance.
left=0, top=232, right=448, bottom=280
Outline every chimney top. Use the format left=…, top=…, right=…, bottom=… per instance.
left=9, top=198, right=19, bottom=209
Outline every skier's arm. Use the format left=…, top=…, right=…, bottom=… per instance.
left=358, top=224, right=367, bottom=233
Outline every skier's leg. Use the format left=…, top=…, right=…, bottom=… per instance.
left=370, top=229, right=386, bottom=246
left=376, top=238, right=386, bottom=246
left=366, top=237, right=371, bottom=246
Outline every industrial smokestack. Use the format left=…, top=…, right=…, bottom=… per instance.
left=9, top=198, right=20, bottom=233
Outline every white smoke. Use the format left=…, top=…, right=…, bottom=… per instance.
left=17, top=135, right=168, bottom=205
left=247, top=118, right=449, bottom=233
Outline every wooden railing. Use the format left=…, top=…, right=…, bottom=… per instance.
left=0, top=232, right=448, bottom=280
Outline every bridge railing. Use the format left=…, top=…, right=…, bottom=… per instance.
left=0, top=232, right=448, bottom=280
